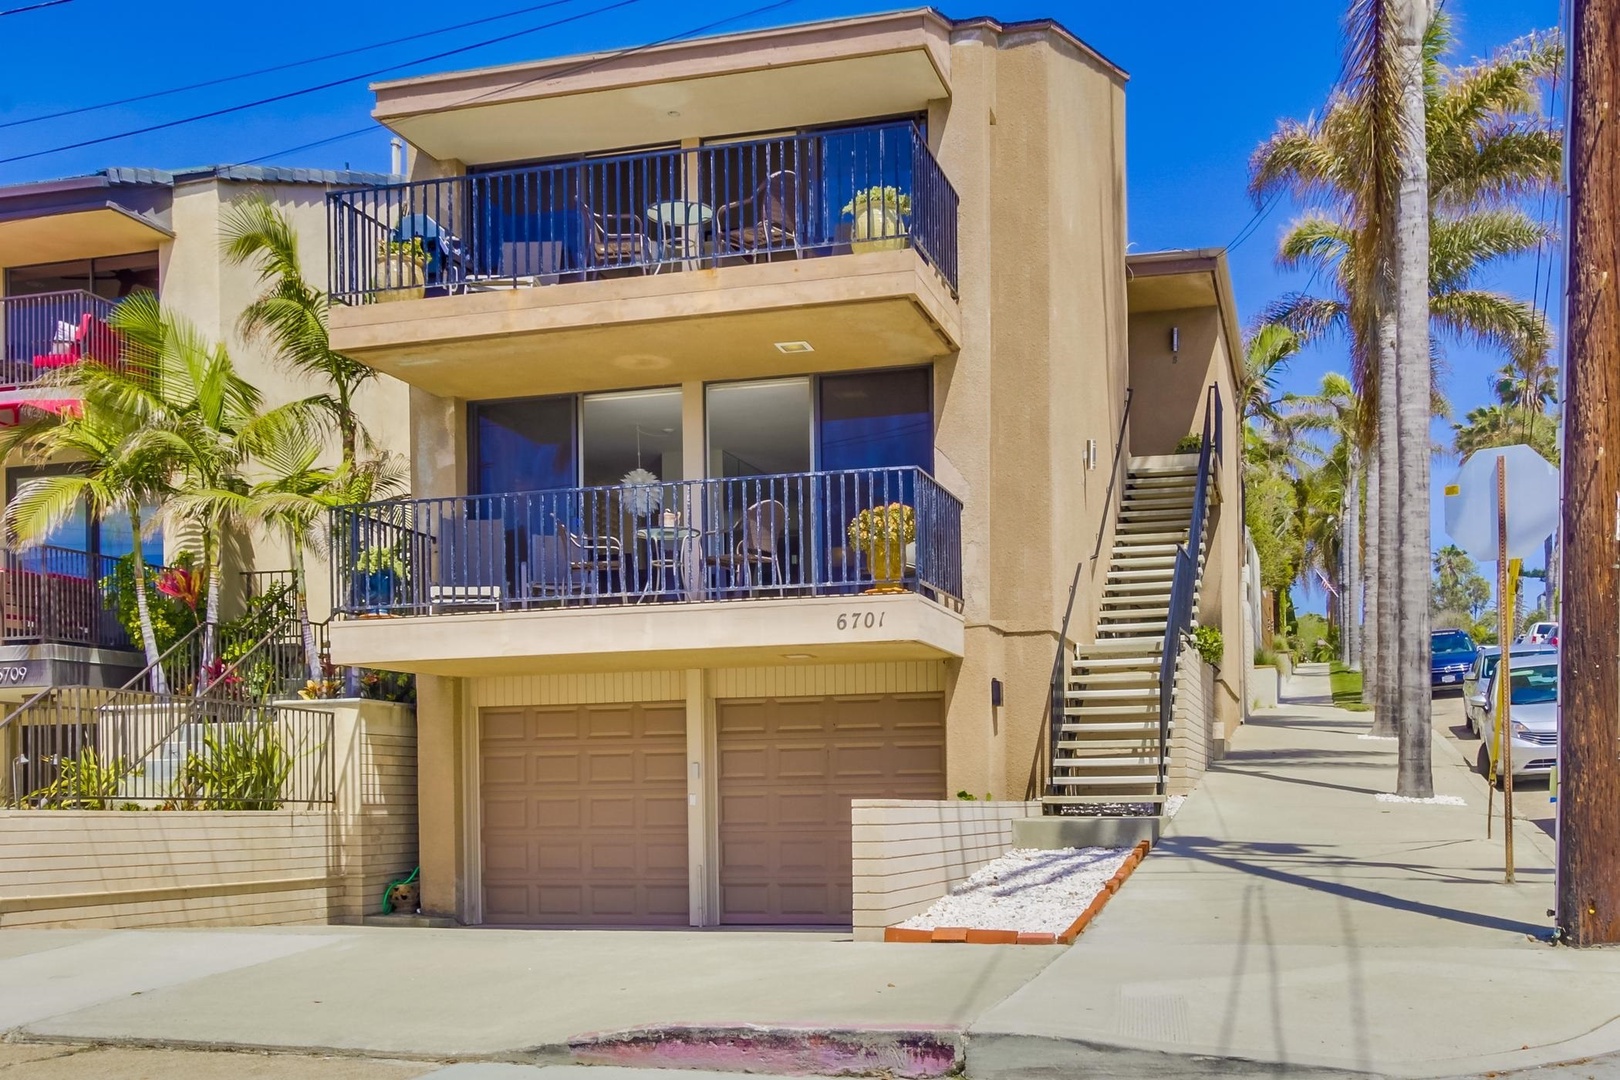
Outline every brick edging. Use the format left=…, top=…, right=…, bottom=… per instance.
left=883, top=839, right=1152, bottom=946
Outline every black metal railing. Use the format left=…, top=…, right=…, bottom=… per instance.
left=327, top=121, right=959, bottom=303
left=0, top=686, right=333, bottom=809
left=331, top=467, right=963, bottom=618
left=0, top=291, right=117, bottom=389
left=1157, top=383, right=1222, bottom=796
left=1, top=545, right=142, bottom=650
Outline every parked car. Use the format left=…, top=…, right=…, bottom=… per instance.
left=1518, top=621, right=1559, bottom=646
left=1476, top=655, right=1560, bottom=783
left=1463, top=645, right=1556, bottom=736
left=1431, top=628, right=1478, bottom=689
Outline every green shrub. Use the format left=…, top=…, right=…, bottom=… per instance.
left=1191, top=625, right=1223, bottom=667
left=27, top=749, right=129, bottom=810
left=177, top=721, right=295, bottom=810
left=1173, top=434, right=1204, bottom=454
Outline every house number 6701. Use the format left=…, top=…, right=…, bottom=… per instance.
left=836, top=612, right=885, bottom=631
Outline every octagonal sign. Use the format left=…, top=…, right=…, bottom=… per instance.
left=1442, top=444, right=1560, bottom=562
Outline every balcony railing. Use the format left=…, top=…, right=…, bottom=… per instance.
left=0, top=291, right=117, bottom=389
left=330, top=466, right=963, bottom=618
left=1, top=545, right=144, bottom=651
left=327, top=121, right=959, bottom=304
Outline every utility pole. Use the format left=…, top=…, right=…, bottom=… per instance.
left=1557, top=0, right=1620, bottom=946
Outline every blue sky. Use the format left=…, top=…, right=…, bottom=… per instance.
left=0, top=0, right=1562, bottom=608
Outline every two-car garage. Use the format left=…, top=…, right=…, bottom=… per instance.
left=478, top=692, right=945, bottom=927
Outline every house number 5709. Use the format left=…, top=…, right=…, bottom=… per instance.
left=836, top=611, right=885, bottom=631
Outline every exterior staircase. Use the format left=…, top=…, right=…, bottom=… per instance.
left=1042, top=452, right=1215, bottom=815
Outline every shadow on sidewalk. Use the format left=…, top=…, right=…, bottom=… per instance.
left=1157, top=835, right=1549, bottom=937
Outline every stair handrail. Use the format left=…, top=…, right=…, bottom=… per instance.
left=1091, top=387, right=1136, bottom=564
left=1044, top=561, right=1086, bottom=796
left=118, top=623, right=205, bottom=692
left=1157, top=383, right=1222, bottom=797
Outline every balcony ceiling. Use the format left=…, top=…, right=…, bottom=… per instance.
left=385, top=49, right=947, bottom=166
left=0, top=206, right=172, bottom=270
left=328, top=249, right=961, bottom=400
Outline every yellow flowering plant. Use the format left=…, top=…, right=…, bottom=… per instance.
left=848, top=503, right=916, bottom=547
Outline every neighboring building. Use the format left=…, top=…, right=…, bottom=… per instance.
left=0, top=165, right=412, bottom=695
left=321, top=8, right=1245, bottom=927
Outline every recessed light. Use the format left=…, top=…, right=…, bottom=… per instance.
left=774, top=340, right=814, bottom=354
left=783, top=653, right=814, bottom=660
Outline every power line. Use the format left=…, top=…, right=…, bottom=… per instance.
left=1226, top=189, right=1283, bottom=253
left=0, top=0, right=70, bottom=15
left=239, top=0, right=802, bottom=169
left=0, top=0, right=587, bottom=131
left=0, top=0, right=642, bottom=167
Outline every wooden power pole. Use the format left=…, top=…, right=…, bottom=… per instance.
left=1557, top=0, right=1620, bottom=946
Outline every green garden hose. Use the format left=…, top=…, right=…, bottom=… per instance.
left=380, top=865, right=420, bottom=915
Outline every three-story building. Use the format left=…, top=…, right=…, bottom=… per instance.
left=324, top=8, right=1245, bottom=928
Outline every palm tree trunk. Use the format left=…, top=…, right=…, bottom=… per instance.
left=1362, top=451, right=1378, bottom=701
left=287, top=526, right=322, bottom=688
left=1544, top=531, right=1558, bottom=619
left=1346, top=465, right=1363, bottom=670
left=1393, top=0, right=1435, bottom=797
left=125, top=502, right=168, bottom=695
left=199, top=526, right=224, bottom=688
left=1373, top=299, right=1400, bottom=734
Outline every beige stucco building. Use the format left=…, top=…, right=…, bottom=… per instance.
left=319, top=8, right=1246, bottom=928
left=0, top=165, right=412, bottom=690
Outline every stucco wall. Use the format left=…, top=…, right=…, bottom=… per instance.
left=0, top=699, right=416, bottom=929
left=850, top=798, right=1041, bottom=941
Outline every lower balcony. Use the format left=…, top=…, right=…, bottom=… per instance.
left=327, top=467, right=964, bottom=675
left=0, top=545, right=149, bottom=696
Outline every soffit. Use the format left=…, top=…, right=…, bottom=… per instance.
left=0, top=206, right=172, bottom=270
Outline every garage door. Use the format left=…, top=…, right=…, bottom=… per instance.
left=716, top=694, right=945, bottom=924
left=481, top=703, right=688, bottom=926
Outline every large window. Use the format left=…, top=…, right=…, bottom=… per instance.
left=706, top=379, right=811, bottom=478
left=5, top=465, right=163, bottom=567
left=817, top=368, right=932, bottom=472
left=581, top=388, right=683, bottom=487
left=6, top=252, right=160, bottom=300
left=470, top=396, right=576, bottom=496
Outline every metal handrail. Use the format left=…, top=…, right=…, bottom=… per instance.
left=1157, top=383, right=1222, bottom=797
left=1091, top=388, right=1135, bottom=565
left=119, top=622, right=204, bottom=692
left=1044, top=561, right=1085, bottom=797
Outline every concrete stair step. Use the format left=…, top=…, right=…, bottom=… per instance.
left=1106, top=568, right=1175, bottom=582
left=1041, top=793, right=1167, bottom=806
left=1059, top=722, right=1164, bottom=736
left=1100, top=600, right=1170, bottom=614
left=1066, top=672, right=1158, bottom=689
left=1096, top=621, right=1168, bottom=635
left=1092, top=634, right=1169, bottom=647
left=1049, top=775, right=1163, bottom=787
left=1056, top=738, right=1162, bottom=750
left=1112, top=530, right=1191, bottom=544
left=1064, top=688, right=1159, bottom=702
left=1054, top=754, right=1164, bottom=767
left=1074, top=640, right=1164, bottom=657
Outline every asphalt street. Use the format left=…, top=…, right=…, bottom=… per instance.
left=1430, top=687, right=1557, bottom=848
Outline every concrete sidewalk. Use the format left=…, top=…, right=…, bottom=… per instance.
left=968, top=663, right=1620, bottom=1079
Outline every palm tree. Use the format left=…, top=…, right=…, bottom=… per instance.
left=1250, top=13, right=1560, bottom=770
left=220, top=196, right=376, bottom=468
left=0, top=393, right=176, bottom=689
left=1241, top=322, right=1308, bottom=425
left=96, top=293, right=318, bottom=679
left=1283, top=373, right=1363, bottom=665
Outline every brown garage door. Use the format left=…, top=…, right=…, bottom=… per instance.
left=481, top=703, right=688, bottom=926
left=716, top=694, right=945, bottom=925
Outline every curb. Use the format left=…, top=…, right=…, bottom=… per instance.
left=883, top=839, right=1153, bottom=946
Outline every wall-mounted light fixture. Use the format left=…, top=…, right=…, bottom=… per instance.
left=1086, top=438, right=1099, bottom=470
left=990, top=678, right=1004, bottom=708
left=1170, top=325, right=1181, bottom=363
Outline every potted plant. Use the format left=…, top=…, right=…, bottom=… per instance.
left=848, top=503, right=916, bottom=593
left=355, top=544, right=407, bottom=614
left=375, top=237, right=427, bottom=302
left=843, top=186, right=912, bottom=253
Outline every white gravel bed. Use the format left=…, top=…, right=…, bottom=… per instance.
left=1165, top=794, right=1187, bottom=817
left=897, top=846, right=1133, bottom=935
left=1374, top=792, right=1467, bottom=806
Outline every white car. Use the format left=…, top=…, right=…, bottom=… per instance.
left=1476, top=655, right=1560, bottom=784
left=1463, top=645, right=1555, bottom=736
left=1518, top=621, right=1559, bottom=646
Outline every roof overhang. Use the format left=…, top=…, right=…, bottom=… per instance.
left=373, top=9, right=952, bottom=165
left=0, top=204, right=173, bottom=269
left=1126, top=249, right=1246, bottom=387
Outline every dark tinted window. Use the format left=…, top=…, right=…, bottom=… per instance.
left=1433, top=631, right=1475, bottom=653
left=471, top=397, right=576, bottom=495
left=817, top=368, right=932, bottom=472
left=1509, top=665, right=1559, bottom=706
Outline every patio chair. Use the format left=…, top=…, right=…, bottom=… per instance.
left=32, top=313, right=121, bottom=370
left=710, top=170, right=801, bottom=259
left=578, top=198, right=660, bottom=273
left=707, top=499, right=787, bottom=592
left=430, top=518, right=507, bottom=610
left=523, top=531, right=590, bottom=602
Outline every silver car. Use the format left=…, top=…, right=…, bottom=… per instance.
left=1463, top=645, right=1555, bottom=736
left=1476, top=655, right=1560, bottom=783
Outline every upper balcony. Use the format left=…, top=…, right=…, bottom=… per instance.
left=325, top=466, right=964, bottom=675
left=0, top=290, right=116, bottom=411
left=325, top=122, right=960, bottom=398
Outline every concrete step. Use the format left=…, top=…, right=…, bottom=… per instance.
left=1049, top=775, right=1164, bottom=787
left=1096, top=621, right=1168, bottom=635
left=1041, top=793, right=1167, bottom=805
left=1109, top=556, right=1177, bottom=570
left=1106, top=568, right=1175, bottom=583
left=1056, top=738, right=1162, bottom=751
left=1099, top=599, right=1170, bottom=614
left=1054, top=754, right=1165, bottom=767
left=1111, top=530, right=1191, bottom=544
left=1127, top=459, right=1199, bottom=474
left=1059, top=722, right=1164, bottom=736
left=1064, top=688, right=1159, bottom=703
left=1073, top=640, right=1164, bottom=657
left=1092, top=634, right=1168, bottom=648
left=1066, top=671, right=1158, bottom=689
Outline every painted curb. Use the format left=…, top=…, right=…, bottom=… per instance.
left=884, top=838, right=1154, bottom=946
